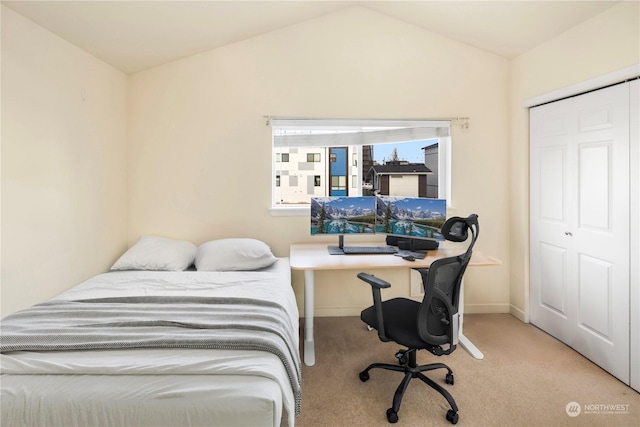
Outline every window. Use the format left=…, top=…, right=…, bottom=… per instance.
left=331, top=175, right=346, bottom=193
left=276, top=153, right=289, bottom=162
left=271, top=118, right=451, bottom=213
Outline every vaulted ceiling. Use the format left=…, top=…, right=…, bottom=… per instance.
left=2, top=1, right=621, bottom=74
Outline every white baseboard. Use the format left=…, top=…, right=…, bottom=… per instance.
left=509, top=305, right=528, bottom=323
left=312, top=307, right=363, bottom=317
left=463, top=303, right=510, bottom=314
left=303, top=304, right=513, bottom=318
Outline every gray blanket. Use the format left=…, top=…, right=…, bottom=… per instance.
left=0, top=296, right=302, bottom=416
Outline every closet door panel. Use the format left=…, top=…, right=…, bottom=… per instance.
left=530, top=104, right=574, bottom=343
left=539, top=147, right=566, bottom=221
left=531, top=82, right=630, bottom=385
left=538, top=243, right=568, bottom=317
left=578, top=142, right=611, bottom=230
left=571, top=83, right=629, bottom=384
left=577, top=253, right=613, bottom=340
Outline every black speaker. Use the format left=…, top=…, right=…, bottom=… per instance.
left=385, top=235, right=439, bottom=250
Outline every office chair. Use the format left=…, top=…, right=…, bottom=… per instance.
left=357, top=214, right=479, bottom=425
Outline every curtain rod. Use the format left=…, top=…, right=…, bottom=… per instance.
left=263, top=116, right=470, bottom=126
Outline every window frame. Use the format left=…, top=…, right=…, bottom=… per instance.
left=307, top=153, right=321, bottom=162
left=269, top=119, right=452, bottom=216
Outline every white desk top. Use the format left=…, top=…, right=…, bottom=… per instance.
left=290, top=242, right=501, bottom=271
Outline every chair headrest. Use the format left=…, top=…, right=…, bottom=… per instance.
left=441, top=214, right=478, bottom=242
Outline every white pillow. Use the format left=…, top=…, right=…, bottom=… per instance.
left=111, top=235, right=197, bottom=271
left=195, top=238, right=277, bottom=271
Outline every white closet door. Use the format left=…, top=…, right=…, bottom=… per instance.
left=530, top=83, right=630, bottom=384
left=630, top=79, right=639, bottom=392
left=530, top=102, right=574, bottom=343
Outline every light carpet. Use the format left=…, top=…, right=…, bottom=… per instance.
left=295, top=314, right=639, bottom=427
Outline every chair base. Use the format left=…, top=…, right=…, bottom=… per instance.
left=359, top=349, right=459, bottom=424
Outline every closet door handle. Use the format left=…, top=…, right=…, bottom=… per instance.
left=564, top=231, right=573, bottom=236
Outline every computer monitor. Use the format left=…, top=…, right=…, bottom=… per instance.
left=311, top=196, right=376, bottom=236
left=375, top=196, right=447, bottom=247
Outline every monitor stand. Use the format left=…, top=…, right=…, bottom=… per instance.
left=327, top=235, right=345, bottom=255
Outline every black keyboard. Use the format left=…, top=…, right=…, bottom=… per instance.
left=342, top=246, right=398, bottom=255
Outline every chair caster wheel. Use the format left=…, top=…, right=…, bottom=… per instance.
left=359, top=371, right=370, bottom=382
left=386, top=408, right=398, bottom=423
left=446, top=409, right=459, bottom=424
left=446, top=372, right=455, bottom=385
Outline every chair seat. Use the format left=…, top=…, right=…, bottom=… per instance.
left=361, top=298, right=428, bottom=349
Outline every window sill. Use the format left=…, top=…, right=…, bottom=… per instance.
left=270, top=203, right=454, bottom=217
left=269, top=206, right=310, bottom=217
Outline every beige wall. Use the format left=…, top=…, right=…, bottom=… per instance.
left=508, top=1, right=640, bottom=321
left=128, top=6, right=511, bottom=316
left=0, top=6, right=129, bottom=316
left=5, top=3, right=632, bottom=319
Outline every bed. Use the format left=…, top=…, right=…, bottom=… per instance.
left=1, top=237, right=301, bottom=427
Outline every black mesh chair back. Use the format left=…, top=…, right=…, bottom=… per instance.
left=416, top=257, right=464, bottom=346
left=416, top=214, right=478, bottom=347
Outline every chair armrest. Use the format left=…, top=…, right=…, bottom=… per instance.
left=357, top=272, right=391, bottom=289
left=357, top=272, right=390, bottom=341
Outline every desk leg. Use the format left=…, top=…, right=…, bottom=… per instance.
left=458, top=278, right=484, bottom=360
left=303, top=269, right=315, bottom=366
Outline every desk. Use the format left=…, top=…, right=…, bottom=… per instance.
left=290, top=242, right=501, bottom=366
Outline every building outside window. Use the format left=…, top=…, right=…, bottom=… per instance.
left=271, top=119, right=451, bottom=210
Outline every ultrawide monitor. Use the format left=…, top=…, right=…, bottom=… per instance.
left=376, top=196, right=447, bottom=241
left=310, top=196, right=376, bottom=235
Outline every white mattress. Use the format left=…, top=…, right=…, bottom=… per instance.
left=1, top=258, right=299, bottom=427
